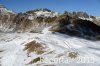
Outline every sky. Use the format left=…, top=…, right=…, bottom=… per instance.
left=0, top=0, right=100, bottom=16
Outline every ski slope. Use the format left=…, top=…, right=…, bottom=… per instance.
left=0, top=28, right=100, bottom=66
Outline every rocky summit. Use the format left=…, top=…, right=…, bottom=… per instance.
left=0, top=5, right=100, bottom=40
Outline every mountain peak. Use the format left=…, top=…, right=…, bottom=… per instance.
left=26, top=8, right=53, bottom=14
left=0, top=4, right=16, bottom=14
left=26, top=8, right=59, bottom=17
left=34, top=8, right=52, bottom=12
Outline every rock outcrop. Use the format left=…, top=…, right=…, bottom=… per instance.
left=0, top=4, right=100, bottom=40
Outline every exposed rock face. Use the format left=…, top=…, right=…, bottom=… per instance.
left=0, top=5, right=100, bottom=40
left=0, top=5, right=16, bottom=32
left=26, top=8, right=59, bottom=17
left=51, top=14, right=100, bottom=40
left=0, top=6, right=58, bottom=32
left=12, top=12, right=58, bottom=33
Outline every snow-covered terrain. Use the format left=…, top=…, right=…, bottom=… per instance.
left=34, top=10, right=59, bottom=17
left=0, top=28, right=100, bottom=66
left=0, top=4, right=15, bottom=14
left=0, top=4, right=100, bottom=66
left=78, top=17, right=93, bottom=21
left=96, top=17, right=100, bottom=20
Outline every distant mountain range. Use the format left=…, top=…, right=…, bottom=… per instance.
left=0, top=4, right=100, bottom=40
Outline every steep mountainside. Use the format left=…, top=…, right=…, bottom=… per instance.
left=50, top=14, right=100, bottom=40
left=0, top=5, right=100, bottom=40
left=0, top=4, right=16, bottom=32
left=0, top=4, right=100, bottom=66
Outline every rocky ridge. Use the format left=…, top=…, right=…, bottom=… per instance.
left=0, top=5, right=100, bottom=40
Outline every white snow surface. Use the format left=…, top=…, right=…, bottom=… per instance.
left=78, top=17, right=93, bottom=21
left=28, top=15, right=34, bottom=20
left=96, top=16, right=100, bottom=20
left=0, top=7, right=16, bottom=14
left=0, top=28, right=100, bottom=66
left=34, top=11, right=59, bottom=17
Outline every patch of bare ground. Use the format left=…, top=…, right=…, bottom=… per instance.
left=28, top=57, right=43, bottom=64
left=96, top=35, right=100, bottom=40
left=67, top=51, right=79, bottom=59
left=28, top=56, right=55, bottom=66
left=24, top=40, right=46, bottom=55
left=55, top=51, right=79, bottom=59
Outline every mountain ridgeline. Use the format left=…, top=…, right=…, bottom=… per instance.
left=0, top=5, right=100, bottom=40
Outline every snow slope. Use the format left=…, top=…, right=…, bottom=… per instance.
left=0, top=5, right=15, bottom=14
left=0, top=28, right=100, bottom=66
left=78, top=17, right=93, bottom=21
left=34, top=10, right=59, bottom=17
left=96, top=17, right=100, bottom=20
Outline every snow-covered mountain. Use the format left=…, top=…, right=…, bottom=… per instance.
left=0, top=4, right=16, bottom=14
left=0, top=4, right=100, bottom=66
left=0, top=4, right=16, bottom=32
left=95, top=16, right=100, bottom=26
left=26, top=8, right=60, bottom=18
